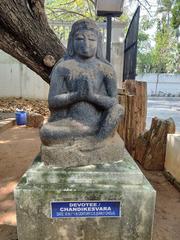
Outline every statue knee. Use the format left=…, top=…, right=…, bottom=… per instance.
left=116, top=104, right=124, bottom=119
left=109, top=103, right=124, bottom=121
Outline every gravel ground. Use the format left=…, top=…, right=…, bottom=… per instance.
left=147, top=97, right=180, bottom=132
left=0, top=97, right=49, bottom=121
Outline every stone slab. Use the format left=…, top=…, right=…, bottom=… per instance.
left=165, top=134, right=180, bottom=183
left=27, top=150, right=143, bottom=186
left=15, top=150, right=156, bottom=240
left=41, top=133, right=124, bottom=168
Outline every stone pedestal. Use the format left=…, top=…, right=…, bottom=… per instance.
left=15, top=150, right=156, bottom=240
left=41, top=133, right=124, bottom=168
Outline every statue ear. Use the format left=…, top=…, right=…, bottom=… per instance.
left=67, top=32, right=74, bottom=57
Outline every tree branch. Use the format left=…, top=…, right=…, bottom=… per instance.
left=137, top=0, right=153, bottom=17
left=0, top=26, right=49, bottom=81
left=86, top=0, right=93, bottom=17
left=48, top=0, right=76, bottom=6
left=89, top=0, right=95, bottom=6
left=143, top=0, right=151, bottom=7
left=47, top=7, right=88, bottom=18
left=0, top=0, right=66, bottom=83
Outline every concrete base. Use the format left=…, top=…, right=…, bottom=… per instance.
left=15, top=150, right=156, bottom=240
left=41, top=133, right=124, bottom=168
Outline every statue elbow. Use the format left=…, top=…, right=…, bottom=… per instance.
left=48, top=97, right=57, bottom=109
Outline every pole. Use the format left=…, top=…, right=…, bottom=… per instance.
left=106, top=15, right=112, bottom=62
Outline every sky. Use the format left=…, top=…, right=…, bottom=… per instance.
left=124, top=0, right=158, bottom=18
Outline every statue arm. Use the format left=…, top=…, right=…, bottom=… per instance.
left=49, top=92, right=79, bottom=110
left=48, top=66, right=79, bottom=110
left=88, top=94, right=117, bottom=110
left=88, top=69, right=118, bottom=110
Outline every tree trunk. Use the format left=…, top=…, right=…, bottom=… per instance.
left=135, top=117, right=176, bottom=170
left=0, top=0, right=66, bottom=84
left=155, top=73, right=160, bottom=96
left=118, top=80, right=147, bottom=157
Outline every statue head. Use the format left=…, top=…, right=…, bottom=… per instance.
left=66, top=19, right=106, bottom=62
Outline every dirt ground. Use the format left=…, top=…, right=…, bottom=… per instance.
left=0, top=126, right=41, bottom=240
left=0, top=126, right=180, bottom=240
left=0, top=97, right=49, bottom=118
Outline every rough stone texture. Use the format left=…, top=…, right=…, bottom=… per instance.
left=40, top=19, right=124, bottom=148
left=41, top=133, right=124, bottom=168
left=15, top=150, right=156, bottom=240
left=27, top=113, right=44, bottom=128
left=135, top=117, right=175, bottom=170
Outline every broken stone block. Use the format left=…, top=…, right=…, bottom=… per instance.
left=27, top=113, right=44, bottom=128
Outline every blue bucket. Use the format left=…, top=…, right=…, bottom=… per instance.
left=15, top=111, right=27, bottom=125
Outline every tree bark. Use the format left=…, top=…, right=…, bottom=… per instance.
left=0, top=0, right=66, bottom=84
left=118, top=80, right=147, bottom=157
left=135, top=117, right=176, bottom=170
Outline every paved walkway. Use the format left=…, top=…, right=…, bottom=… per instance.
left=147, top=97, right=180, bottom=132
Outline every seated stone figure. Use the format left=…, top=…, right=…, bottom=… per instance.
left=40, top=19, right=124, bottom=146
left=40, top=19, right=124, bottom=167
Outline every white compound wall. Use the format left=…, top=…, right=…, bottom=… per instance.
left=0, top=50, right=49, bottom=100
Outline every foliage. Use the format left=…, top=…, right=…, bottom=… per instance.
left=45, top=0, right=130, bottom=25
left=137, top=18, right=155, bottom=73
left=45, top=0, right=179, bottom=74
left=45, top=0, right=130, bottom=44
left=45, top=0, right=98, bottom=43
left=137, top=0, right=180, bottom=74
left=45, top=0, right=96, bottom=21
left=137, top=51, right=154, bottom=73
left=152, top=21, right=173, bottom=72
left=171, top=0, right=180, bottom=29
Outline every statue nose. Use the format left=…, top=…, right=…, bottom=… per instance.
left=84, top=39, right=89, bottom=48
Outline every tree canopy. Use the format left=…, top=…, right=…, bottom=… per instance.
left=171, top=0, right=180, bottom=29
left=137, top=0, right=180, bottom=74
left=46, top=0, right=95, bottom=21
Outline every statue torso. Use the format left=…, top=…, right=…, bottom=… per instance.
left=61, top=58, right=108, bottom=94
left=50, top=58, right=111, bottom=127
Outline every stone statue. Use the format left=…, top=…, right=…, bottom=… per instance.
left=40, top=19, right=124, bottom=146
left=40, top=19, right=124, bottom=167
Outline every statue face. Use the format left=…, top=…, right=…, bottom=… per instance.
left=73, top=30, right=98, bottom=58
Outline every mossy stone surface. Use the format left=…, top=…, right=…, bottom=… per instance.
left=15, top=150, right=156, bottom=240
